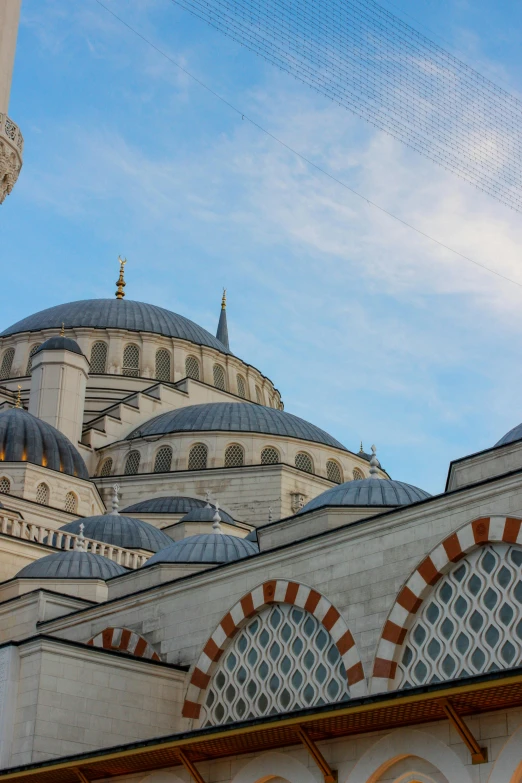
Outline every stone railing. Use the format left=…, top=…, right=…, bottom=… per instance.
left=0, top=513, right=149, bottom=570
left=0, top=113, right=23, bottom=204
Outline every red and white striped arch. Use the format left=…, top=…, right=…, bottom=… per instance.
left=182, top=579, right=366, bottom=720
left=370, top=515, right=522, bottom=694
left=87, top=627, right=160, bottom=661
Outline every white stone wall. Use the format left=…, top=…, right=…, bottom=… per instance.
left=0, top=590, right=93, bottom=643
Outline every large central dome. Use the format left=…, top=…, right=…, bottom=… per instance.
left=1, top=299, right=231, bottom=354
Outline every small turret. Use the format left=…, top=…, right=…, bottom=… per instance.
left=216, top=288, right=230, bottom=351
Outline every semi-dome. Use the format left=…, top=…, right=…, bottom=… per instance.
left=127, top=402, right=347, bottom=451
left=58, top=514, right=172, bottom=553
left=0, top=408, right=88, bottom=479
left=146, top=534, right=258, bottom=565
left=1, top=299, right=231, bottom=354
left=34, top=336, right=83, bottom=356
left=298, top=478, right=431, bottom=514
left=179, top=505, right=236, bottom=525
left=15, top=550, right=127, bottom=579
left=494, top=423, right=522, bottom=448
left=122, top=496, right=210, bottom=515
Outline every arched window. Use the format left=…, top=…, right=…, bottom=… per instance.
left=261, top=446, right=280, bottom=465
left=255, top=386, right=262, bottom=404
left=185, top=355, right=200, bottom=380
left=326, top=460, right=343, bottom=484
left=26, top=344, right=42, bottom=375
left=64, top=492, right=77, bottom=514
left=188, top=443, right=208, bottom=470
left=36, top=483, right=49, bottom=505
left=396, top=544, right=522, bottom=689
left=90, top=341, right=108, bottom=374
left=124, top=450, right=141, bottom=475
left=201, top=603, right=350, bottom=727
left=295, top=452, right=313, bottom=474
left=155, top=349, right=171, bottom=382
left=99, top=458, right=113, bottom=477
left=353, top=467, right=364, bottom=480
left=154, top=445, right=172, bottom=473
left=0, top=477, right=11, bottom=494
left=213, top=364, right=226, bottom=391
left=122, top=344, right=140, bottom=377
left=0, top=348, right=15, bottom=380
left=236, top=374, right=246, bottom=398
left=225, top=444, right=244, bottom=467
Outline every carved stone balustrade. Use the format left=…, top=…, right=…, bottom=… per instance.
left=0, top=113, right=23, bottom=203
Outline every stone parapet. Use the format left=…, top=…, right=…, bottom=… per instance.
left=0, top=113, right=23, bottom=203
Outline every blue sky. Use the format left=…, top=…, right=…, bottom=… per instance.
left=3, top=0, right=522, bottom=494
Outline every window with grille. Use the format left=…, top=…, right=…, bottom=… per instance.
left=188, top=443, right=208, bottom=470
left=124, top=450, right=141, bottom=475
left=213, top=364, right=226, bottom=390
left=155, top=349, right=171, bottom=382
left=236, top=375, right=246, bottom=398
left=295, top=452, right=313, bottom=473
left=64, top=492, right=77, bottom=514
left=0, top=477, right=11, bottom=494
left=99, top=458, right=113, bottom=477
left=255, top=386, right=262, bottom=404
left=261, top=447, right=280, bottom=465
left=0, top=348, right=15, bottom=380
left=122, top=344, right=140, bottom=377
left=89, top=341, right=108, bottom=373
left=200, top=603, right=350, bottom=727
left=26, top=344, right=42, bottom=375
left=186, top=356, right=200, bottom=380
left=353, top=468, right=364, bottom=480
left=225, top=444, right=244, bottom=467
left=326, top=460, right=343, bottom=484
left=154, top=446, right=172, bottom=473
left=396, top=544, right=522, bottom=689
left=36, top=483, right=49, bottom=505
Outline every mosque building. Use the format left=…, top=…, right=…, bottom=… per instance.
left=0, top=4, right=521, bottom=783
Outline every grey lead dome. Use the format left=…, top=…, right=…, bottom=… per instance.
left=298, top=477, right=431, bottom=514
left=59, top=515, right=172, bottom=553
left=495, top=423, right=522, bottom=448
left=34, top=336, right=83, bottom=356
left=15, top=550, right=127, bottom=579
left=146, top=534, right=258, bottom=565
left=122, top=496, right=211, bottom=515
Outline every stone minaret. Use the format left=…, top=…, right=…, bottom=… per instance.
left=0, top=0, right=23, bottom=203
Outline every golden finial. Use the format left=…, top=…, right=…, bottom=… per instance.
left=360, top=441, right=364, bottom=452
left=60, top=322, right=65, bottom=337
left=115, top=256, right=127, bottom=299
left=15, top=385, right=22, bottom=409
left=221, top=288, right=227, bottom=310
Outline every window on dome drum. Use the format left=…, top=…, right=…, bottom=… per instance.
left=26, top=344, right=42, bottom=375
left=0, top=477, right=11, bottom=494
left=185, top=355, right=200, bottom=380
left=236, top=374, right=247, bottom=398
left=64, top=492, right=77, bottom=514
left=122, top=344, right=140, bottom=377
left=90, top=341, right=108, bottom=374
left=36, top=483, right=49, bottom=506
left=255, top=386, right=262, bottom=404
left=213, top=364, right=226, bottom=391
left=0, top=348, right=15, bottom=380
left=155, top=349, right=171, bottom=382
left=124, top=451, right=141, bottom=475
left=188, top=443, right=208, bottom=470
left=396, top=544, right=522, bottom=689
left=326, top=460, right=343, bottom=484
left=154, top=446, right=172, bottom=473
left=201, top=603, right=350, bottom=727
left=353, top=467, right=364, bottom=480
left=295, top=452, right=313, bottom=474
left=225, top=444, right=244, bottom=467
left=261, top=446, right=280, bottom=465
left=99, top=458, right=113, bottom=477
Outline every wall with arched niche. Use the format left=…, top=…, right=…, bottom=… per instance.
left=231, top=751, right=317, bottom=783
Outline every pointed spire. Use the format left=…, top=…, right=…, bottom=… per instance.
left=359, top=441, right=364, bottom=453
left=115, top=256, right=127, bottom=299
left=15, top=384, right=22, bottom=409
left=212, top=500, right=223, bottom=534
left=110, top=484, right=120, bottom=516
left=216, top=288, right=230, bottom=350
left=75, top=522, right=86, bottom=551
left=369, top=445, right=379, bottom=478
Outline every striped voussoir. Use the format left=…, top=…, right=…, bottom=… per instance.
left=182, top=579, right=366, bottom=720
left=370, top=515, right=522, bottom=694
left=87, top=627, right=160, bottom=661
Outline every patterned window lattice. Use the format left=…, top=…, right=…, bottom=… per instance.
left=36, top=483, right=49, bottom=506
left=64, top=492, right=77, bottom=514
left=295, top=452, right=313, bottom=474
left=185, top=356, right=200, bottom=380
left=124, top=451, right=141, bottom=475
left=0, top=477, right=11, bottom=494
left=261, top=447, right=280, bottom=465
left=154, top=446, right=172, bottom=473
left=0, top=348, right=15, bottom=380
left=396, top=544, right=522, bottom=689
left=213, top=364, right=226, bottom=391
left=155, top=349, right=171, bottom=382
left=225, top=444, right=244, bottom=467
left=353, top=468, right=365, bottom=480
left=255, top=386, right=262, bottom=404
left=188, top=443, right=208, bottom=470
left=236, top=375, right=247, bottom=398
left=99, top=458, right=113, bottom=477
left=90, top=342, right=108, bottom=374
left=26, top=344, right=42, bottom=375
left=201, top=603, right=350, bottom=727
left=122, top=344, right=140, bottom=377
left=326, top=460, right=343, bottom=484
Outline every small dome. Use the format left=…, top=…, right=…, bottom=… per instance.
left=179, top=505, right=236, bottom=525
left=146, top=534, right=258, bottom=565
left=59, top=515, right=172, bottom=553
left=494, top=423, right=522, bottom=448
left=16, top=550, right=127, bottom=579
left=34, top=336, right=83, bottom=356
left=0, top=408, right=88, bottom=479
left=122, top=496, right=210, bottom=515
left=298, top=478, right=431, bottom=514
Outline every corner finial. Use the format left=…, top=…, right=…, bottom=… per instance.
left=359, top=441, right=364, bottom=453
left=111, top=484, right=120, bottom=515
left=15, top=385, right=22, bottom=409
left=60, top=322, right=65, bottom=337
left=268, top=506, right=273, bottom=524
left=212, top=500, right=223, bottom=534
left=75, top=522, right=86, bottom=551
left=369, top=444, right=379, bottom=478
left=116, top=256, right=127, bottom=299
left=221, top=288, right=227, bottom=310
left=205, top=490, right=212, bottom=508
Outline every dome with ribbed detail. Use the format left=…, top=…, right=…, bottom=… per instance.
left=0, top=408, right=88, bottom=479
left=15, top=551, right=127, bottom=579
left=146, top=534, right=258, bottom=565
left=179, top=506, right=236, bottom=525
left=122, top=496, right=209, bottom=515
left=59, top=515, right=172, bottom=552
left=495, top=423, right=522, bottom=448
left=298, top=478, right=431, bottom=514
left=34, top=336, right=83, bottom=356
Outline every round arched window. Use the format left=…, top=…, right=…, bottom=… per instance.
left=295, top=452, right=313, bottom=474
left=26, top=344, right=42, bottom=375
left=124, top=451, right=141, bottom=475
left=64, top=492, right=77, bottom=514
left=154, top=446, right=172, bottom=473
left=99, top=458, right=113, bottom=477
left=255, top=386, right=262, bottom=404
left=90, top=342, right=108, bottom=374
left=0, top=348, right=15, bottom=381
left=353, top=467, right=364, bottom=480
left=36, top=483, right=50, bottom=506
left=122, top=344, right=140, bottom=377
left=225, top=444, right=244, bottom=467
left=213, top=364, right=226, bottom=391
left=261, top=447, right=280, bottom=465
left=0, top=477, right=11, bottom=494
left=155, top=349, right=171, bottom=382
left=236, top=374, right=246, bottom=398
left=188, top=443, right=208, bottom=470
left=326, top=460, right=343, bottom=484
left=185, top=356, right=200, bottom=380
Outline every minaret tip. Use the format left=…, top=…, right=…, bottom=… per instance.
left=369, top=445, right=379, bottom=478
left=15, top=384, right=22, bottom=409
left=222, top=288, right=227, bottom=309
left=116, top=256, right=127, bottom=299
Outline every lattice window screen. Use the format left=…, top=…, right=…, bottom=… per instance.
left=225, top=444, right=244, bottom=467
left=90, top=342, right=108, bottom=373
left=186, top=356, right=200, bottom=380
left=236, top=375, right=247, bottom=398
left=188, top=443, right=208, bottom=470
left=36, top=483, right=49, bottom=505
left=0, top=477, right=11, bottom=494
left=122, top=345, right=140, bottom=377
left=261, top=447, right=280, bottom=465
left=295, top=452, right=313, bottom=473
left=213, top=364, right=226, bottom=390
left=154, top=446, right=173, bottom=473
left=327, top=460, right=343, bottom=484
left=26, top=344, right=42, bottom=375
left=0, top=348, right=15, bottom=380
left=64, top=492, right=77, bottom=514
left=155, top=349, right=171, bottom=382
left=396, top=544, right=522, bottom=689
left=124, top=451, right=141, bottom=475
left=99, top=458, right=113, bottom=477
left=353, top=468, right=364, bottom=480
left=255, top=386, right=262, bottom=404
left=201, top=603, right=350, bottom=727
